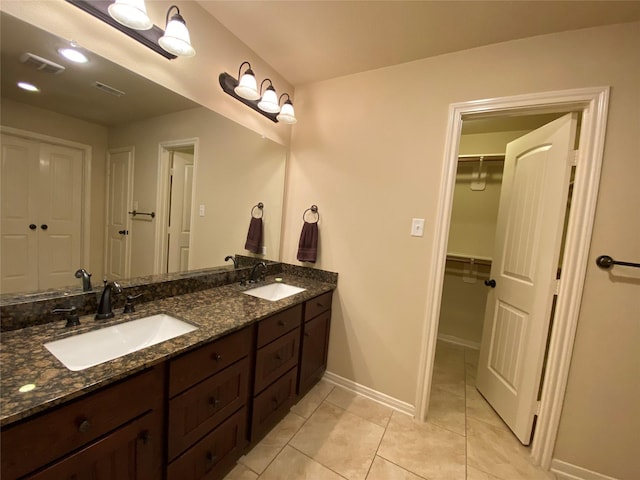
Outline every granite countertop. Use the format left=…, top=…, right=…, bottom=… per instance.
left=0, top=274, right=335, bottom=427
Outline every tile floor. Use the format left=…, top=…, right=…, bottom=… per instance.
left=223, top=341, right=556, bottom=480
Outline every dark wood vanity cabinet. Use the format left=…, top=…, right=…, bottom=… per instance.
left=298, top=291, right=333, bottom=395
left=1, top=366, right=164, bottom=480
left=167, top=326, right=252, bottom=480
left=251, top=304, right=302, bottom=441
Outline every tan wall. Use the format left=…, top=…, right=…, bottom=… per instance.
left=1, top=98, right=107, bottom=280
left=0, top=0, right=293, bottom=146
left=283, top=23, right=640, bottom=479
left=108, top=107, right=286, bottom=277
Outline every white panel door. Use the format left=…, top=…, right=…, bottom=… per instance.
left=476, top=113, right=577, bottom=444
left=105, top=148, right=133, bottom=281
left=167, top=151, right=193, bottom=273
left=37, top=143, right=83, bottom=289
left=0, top=134, right=39, bottom=293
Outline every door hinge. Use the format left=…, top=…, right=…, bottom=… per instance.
left=569, top=149, right=578, bottom=166
left=536, top=401, right=542, bottom=415
left=554, top=278, right=561, bottom=296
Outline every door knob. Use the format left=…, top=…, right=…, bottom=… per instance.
left=40, top=224, right=48, bottom=230
left=118, top=229, right=129, bottom=235
left=29, top=224, right=37, bottom=230
left=484, top=279, right=496, bottom=288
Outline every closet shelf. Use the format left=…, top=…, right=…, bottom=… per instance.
left=446, top=253, right=492, bottom=266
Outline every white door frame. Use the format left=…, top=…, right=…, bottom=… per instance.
left=0, top=125, right=92, bottom=269
left=414, top=86, right=610, bottom=468
left=154, top=138, right=199, bottom=275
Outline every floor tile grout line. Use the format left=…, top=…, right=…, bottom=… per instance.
left=286, top=443, right=350, bottom=480
left=362, top=408, right=393, bottom=479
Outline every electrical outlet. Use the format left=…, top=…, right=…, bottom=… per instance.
left=411, top=218, right=425, bottom=237
left=199, top=204, right=205, bottom=217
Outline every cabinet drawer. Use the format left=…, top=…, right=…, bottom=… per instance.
left=170, top=326, right=251, bottom=397
left=257, top=304, right=302, bottom=348
left=168, top=358, right=249, bottom=461
left=304, top=291, right=333, bottom=322
left=254, top=328, right=300, bottom=394
left=299, top=310, right=331, bottom=395
left=28, top=410, right=162, bottom=480
left=168, top=407, right=247, bottom=480
left=251, top=368, right=297, bottom=442
left=1, top=366, right=163, bottom=480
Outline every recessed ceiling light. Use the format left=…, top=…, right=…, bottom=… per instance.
left=17, top=82, right=39, bottom=92
left=58, top=47, right=88, bottom=64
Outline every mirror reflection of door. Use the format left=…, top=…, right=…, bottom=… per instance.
left=105, top=147, right=133, bottom=281
left=1, top=133, right=83, bottom=293
left=166, top=149, right=194, bottom=273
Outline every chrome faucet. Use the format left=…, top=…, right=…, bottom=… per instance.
left=225, top=255, right=239, bottom=268
left=75, top=268, right=92, bottom=291
left=249, top=262, right=267, bottom=283
left=95, top=280, right=122, bottom=320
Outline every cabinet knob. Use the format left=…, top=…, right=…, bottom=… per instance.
left=40, top=224, right=48, bottom=230
left=205, top=451, right=217, bottom=471
left=29, top=223, right=37, bottom=230
left=139, top=431, right=152, bottom=445
left=271, top=396, right=280, bottom=409
left=212, top=353, right=222, bottom=361
left=77, top=418, right=91, bottom=433
left=208, top=397, right=220, bottom=408
left=277, top=320, right=285, bottom=326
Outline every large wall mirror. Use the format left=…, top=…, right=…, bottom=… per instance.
left=0, top=12, right=286, bottom=297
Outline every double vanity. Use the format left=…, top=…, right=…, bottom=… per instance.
left=0, top=264, right=336, bottom=480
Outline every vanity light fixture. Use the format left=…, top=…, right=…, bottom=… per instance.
left=276, top=94, right=297, bottom=124
left=219, top=62, right=297, bottom=124
left=66, top=1, right=195, bottom=60
left=158, top=5, right=195, bottom=57
left=108, top=0, right=153, bottom=30
left=257, top=79, right=280, bottom=113
left=234, top=62, right=260, bottom=100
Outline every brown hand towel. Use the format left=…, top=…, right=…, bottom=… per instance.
left=245, top=217, right=262, bottom=253
left=297, top=221, right=318, bottom=263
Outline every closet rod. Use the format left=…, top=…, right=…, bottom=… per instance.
left=458, top=155, right=505, bottom=163
left=446, top=254, right=492, bottom=267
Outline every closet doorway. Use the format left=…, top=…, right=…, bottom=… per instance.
left=433, top=111, right=577, bottom=446
left=415, top=87, right=609, bottom=469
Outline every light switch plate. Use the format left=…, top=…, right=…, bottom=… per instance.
left=199, top=204, right=205, bottom=217
left=411, top=218, right=425, bottom=237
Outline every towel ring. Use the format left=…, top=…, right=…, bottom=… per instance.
left=303, top=205, right=319, bottom=223
left=251, top=202, right=264, bottom=219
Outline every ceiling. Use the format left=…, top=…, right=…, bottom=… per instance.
left=0, top=13, right=199, bottom=126
left=198, top=0, right=640, bottom=86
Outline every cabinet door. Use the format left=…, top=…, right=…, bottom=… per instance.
left=28, top=410, right=162, bottom=480
left=251, top=368, right=297, bottom=442
left=168, top=407, right=247, bottom=480
left=254, top=328, right=300, bottom=394
left=168, top=358, right=249, bottom=461
left=299, top=310, right=331, bottom=395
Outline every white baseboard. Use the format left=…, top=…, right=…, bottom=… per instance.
left=550, top=459, right=621, bottom=480
left=322, top=371, right=415, bottom=417
left=437, top=333, right=480, bottom=350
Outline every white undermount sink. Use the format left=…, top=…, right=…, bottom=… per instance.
left=44, top=314, right=198, bottom=371
left=243, top=282, right=306, bottom=301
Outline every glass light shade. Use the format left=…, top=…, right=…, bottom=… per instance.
left=234, top=72, right=260, bottom=100
left=159, top=17, right=196, bottom=57
left=108, top=0, right=153, bottom=30
left=276, top=101, right=297, bottom=124
left=258, top=87, right=280, bottom=113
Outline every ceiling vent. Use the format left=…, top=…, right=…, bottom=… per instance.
left=19, top=52, right=65, bottom=74
left=93, top=81, right=125, bottom=97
